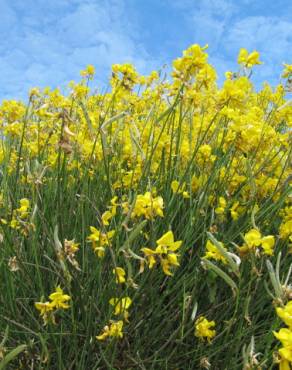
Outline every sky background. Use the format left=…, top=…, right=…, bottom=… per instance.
left=0, top=0, right=291, bottom=102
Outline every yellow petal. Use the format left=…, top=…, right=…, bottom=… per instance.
left=156, top=231, right=174, bottom=246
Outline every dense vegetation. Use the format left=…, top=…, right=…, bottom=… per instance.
left=0, top=45, right=291, bottom=369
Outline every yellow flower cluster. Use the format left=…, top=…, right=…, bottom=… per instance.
left=203, top=240, right=227, bottom=264
left=238, top=228, right=276, bottom=256
left=171, top=180, right=190, bottom=198
left=35, top=286, right=71, bottom=325
left=273, top=301, right=292, bottom=370
left=141, top=231, right=182, bottom=276
left=237, top=48, right=262, bottom=68
left=96, top=296, right=132, bottom=340
left=279, top=207, right=292, bottom=248
left=96, top=320, right=124, bottom=341
left=87, top=227, right=115, bottom=258
left=195, top=316, right=216, bottom=342
left=122, top=192, right=164, bottom=220
left=1, top=198, right=35, bottom=236
left=0, top=43, right=290, bottom=366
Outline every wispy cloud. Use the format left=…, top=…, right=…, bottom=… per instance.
left=0, top=0, right=291, bottom=101
left=0, top=0, right=158, bottom=101
left=168, top=0, right=291, bottom=86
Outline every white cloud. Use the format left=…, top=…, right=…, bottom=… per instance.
left=168, top=1, right=291, bottom=86
left=0, top=0, right=291, bottom=100
left=226, top=16, right=292, bottom=59
left=0, top=0, right=158, bottom=101
left=225, top=16, right=292, bottom=84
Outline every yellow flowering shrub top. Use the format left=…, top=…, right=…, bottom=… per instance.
left=0, top=44, right=291, bottom=369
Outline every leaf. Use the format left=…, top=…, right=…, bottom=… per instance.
left=0, top=326, right=9, bottom=347
left=120, top=219, right=147, bottom=253
left=0, top=344, right=27, bottom=370
left=207, top=232, right=240, bottom=275
left=201, top=259, right=238, bottom=296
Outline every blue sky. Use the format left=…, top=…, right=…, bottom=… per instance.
left=0, top=0, right=291, bottom=102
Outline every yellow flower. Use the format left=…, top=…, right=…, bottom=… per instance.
left=260, top=235, right=275, bottom=256
left=203, top=240, right=227, bottom=264
left=101, top=197, right=118, bottom=225
left=110, top=196, right=118, bottom=216
left=244, top=228, right=262, bottom=247
left=113, top=267, right=126, bottom=284
left=102, top=210, right=113, bottom=226
left=10, top=218, right=19, bottom=229
left=273, top=328, right=292, bottom=368
left=140, top=247, right=157, bottom=269
left=34, top=301, right=55, bottom=325
left=49, top=286, right=71, bottom=310
left=35, top=287, right=70, bottom=324
left=225, top=71, right=236, bottom=80
left=280, top=220, right=292, bottom=240
left=238, top=229, right=275, bottom=256
left=238, top=48, right=262, bottom=68
left=80, top=65, right=95, bottom=79
left=16, top=198, right=30, bottom=218
left=276, top=302, right=292, bottom=328
left=96, top=320, right=124, bottom=341
left=172, top=44, right=209, bottom=81
left=141, top=231, right=182, bottom=276
left=111, top=63, right=139, bottom=90
left=278, top=351, right=292, bottom=370
left=123, top=192, right=164, bottom=220
left=198, top=144, right=212, bottom=158
left=171, top=180, right=180, bottom=193
left=230, top=201, right=240, bottom=220
left=215, top=197, right=227, bottom=215
left=87, top=226, right=115, bottom=258
left=274, top=328, right=292, bottom=347
left=34, top=301, right=54, bottom=315
left=160, top=252, right=180, bottom=276
left=171, top=180, right=190, bottom=198
left=109, top=297, right=132, bottom=318
left=282, top=63, right=292, bottom=78
left=195, top=316, right=216, bottom=342
left=156, top=231, right=182, bottom=252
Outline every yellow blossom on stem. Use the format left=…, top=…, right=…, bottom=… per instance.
left=280, top=220, right=292, bottom=240
left=238, top=228, right=275, bottom=256
left=109, top=297, right=132, bottom=319
left=34, top=301, right=54, bottom=316
left=203, top=240, right=227, bottom=264
left=276, top=301, right=292, bottom=329
left=273, top=328, right=292, bottom=369
left=141, top=231, right=182, bottom=276
left=238, top=48, right=262, bottom=68
left=230, top=201, right=240, bottom=220
left=282, top=63, right=292, bottom=79
left=244, top=229, right=262, bottom=247
left=34, top=301, right=55, bottom=325
left=195, top=316, right=216, bottom=342
left=102, top=210, right=113, bottom=226
left=215, top=197, right=227, bottom=215
left=87, top=226, right=115, bottom=258
left=273, top=301, right=292, bottom=370
left=260, top=235, right=275, bottom=255
left=171, top=180, right=190, bottom=198
left=49, top=286, right=71, bottom=309
left=35, top=286, right=70, bottom=325
left=96, top=320, right=124, bottom=341
left=101, top=196, right=119, bottom=225
left=80, top=64, right=95, bottom=80
left=113, top=267, right=126, bottom=284
left=125, top=192, right=164, bottom=219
